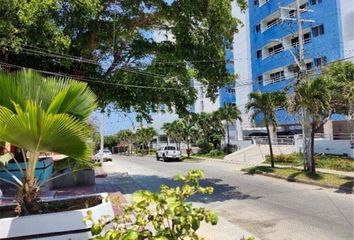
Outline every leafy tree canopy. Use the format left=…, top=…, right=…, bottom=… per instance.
left=1, top=0, right=247, bottom=118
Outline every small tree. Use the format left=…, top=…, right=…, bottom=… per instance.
left=246, top=91, right=287, bottom=168
left=217, top=104, right=242, bottom=153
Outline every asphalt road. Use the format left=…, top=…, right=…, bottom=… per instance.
left=107, top=155, right=353, bottom=240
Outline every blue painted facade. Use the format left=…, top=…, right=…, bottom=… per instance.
left=219, top=48, right=236, bottom=107
left=247, top=0, right=346, bottom=125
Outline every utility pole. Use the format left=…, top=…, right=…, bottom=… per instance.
left=281, top=0, right=314, bottom=171
left=99, top=110, right=105, bottom=162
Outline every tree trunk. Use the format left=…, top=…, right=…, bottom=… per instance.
left=187, top=139, right=190, bottom=158
left=302, top=109, right=312, bottom=171
left=226, top=121, right=230, bottom=146
left=310, top=124, right=316, bottom=173
left=16, top=152, right=40, bottom=215
left=266, top=124, right=275, bottom=168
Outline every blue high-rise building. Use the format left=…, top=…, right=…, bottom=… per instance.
left=233, top=0, right=353, bottom=129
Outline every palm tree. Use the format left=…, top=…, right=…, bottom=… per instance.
left=0, top=70, right=97, bottom=214
left=116, top=130, right=134, bottom=155
left=162, top=121, right=184, bottom=149
left=291, top=77, right=332, bottom=173
left=246, top=91, right=287, bottom=168
left=135, top=127, right=157, bottom=154
left=217, top=104, right=242, bottom=153
left=180, top=115, right=198, bottom=158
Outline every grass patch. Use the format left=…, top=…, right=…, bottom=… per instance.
left=265, top=153, right=354, bottom=172
left=194, top=150, right=226, bottom=159
left=245, top=166, right=354, bottom=189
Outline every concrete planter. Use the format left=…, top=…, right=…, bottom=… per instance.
left=52, top=169, right=95, bottom=188
left=0, top=157, right=53, bottom=184
left=0, top=193, right=114, bottom=240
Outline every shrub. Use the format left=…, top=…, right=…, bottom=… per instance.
left=207, top=149, right=224, bottom=157
left=197, top=139, right=213, bottom=154
left=85, top=170, right=218, bottom=239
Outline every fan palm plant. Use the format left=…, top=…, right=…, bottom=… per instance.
left=0, top=70, right=97, bottom=214
left=246, top=91, right=287, bottom=168
left=217, top=104, right=242, bottom=153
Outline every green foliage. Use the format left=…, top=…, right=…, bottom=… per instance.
left=134, top=127, right=157, bottom=150
left=0, top=70, right=97, bottom=160
left=196, top=140, right=213, bottom=154
left=85, top=170, right=218, bottom=240
left=0, top=69, right=97, bottom=214
left=321, top=61, right=354, bottom=118
left=2, top=0, right=247, bottom=116
left=207, top=149, right=225, bottom=157
left=54, top=157, right=97, bottom=172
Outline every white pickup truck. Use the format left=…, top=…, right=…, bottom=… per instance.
left=156, top=146, right=181, bottom=162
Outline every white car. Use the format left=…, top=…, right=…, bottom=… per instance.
left=156, top=146, right=182, bottom=162
left=94, top=149, right=113, bottom=162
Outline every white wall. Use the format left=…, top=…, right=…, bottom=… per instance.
left=295, top=137, right=354, bottom=158
left=340, top=0, right=354, bottom=61
left=232, top=4, right=253, bottom=140
left=192, top=80, right=220, bottom=113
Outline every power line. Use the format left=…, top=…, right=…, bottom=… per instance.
left=0, top=62, right=184, bottom=90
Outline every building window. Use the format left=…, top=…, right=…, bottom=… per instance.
left=256, top=49, right=262, bottom=59
left=227, top=87, right=235, bottom=95
left=267, top=18, right=280, bottom=28
left=257, top=75, right=263, bottom=85
left=312, top=24, right=325, bottom=37
left=291, top=32, right=312, bottom=47
left=255, top=24, right=261, bottom=33
left=310, top=0, right=322, bottom=5
left=268, top=43, right=283, bottom=56
left=254, top=0, right=259, bottom=6
left=269, top=71, right=285, bottom=82
left=300, top=3, right=308, bottom=9
left=314, top=56, right=327, bottom=67
left=306, top=62, right=313, bottom=70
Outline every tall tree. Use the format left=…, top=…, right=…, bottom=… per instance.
left=246, top=91, right=287, bottom=168
left=194, top=112, right=224, bottom=150
left=217, top=104, right=242, bottom=153
left=1, top=0, right=247, bottom=117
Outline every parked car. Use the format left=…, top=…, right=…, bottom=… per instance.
left=156, top=146, right=181, bottom=162
left=94, top=149, right=113, bottom=162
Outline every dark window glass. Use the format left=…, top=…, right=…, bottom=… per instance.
left=254, top=0, right=259, bottom=6
left=310, top=0, right=322, bottom=5
left=257, top=75, right=263, bottom=84
left=255, top=24, right=261, bottom=32
left=256, top=50, right=262, bottom=59
left=314, top=56, right=327, bottom=67
left=306, top=62, right=313, bottom=70
left=268, top=43, right=283, bottom=56
left=269, top=71, right=285, bottom=82
left=267, top=18, right=279, bottom=27
left=312, top=24, right=325, bottom=37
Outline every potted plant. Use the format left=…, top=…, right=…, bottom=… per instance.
left=0, top=70, right=114, bottom=239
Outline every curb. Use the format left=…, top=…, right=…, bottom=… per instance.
left=244, top=170, right=354, bottom=192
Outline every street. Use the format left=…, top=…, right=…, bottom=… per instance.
left=104, top=155, right=354, bottom=240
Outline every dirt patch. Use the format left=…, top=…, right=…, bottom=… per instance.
left=0, top=195, right=102, bottom=219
